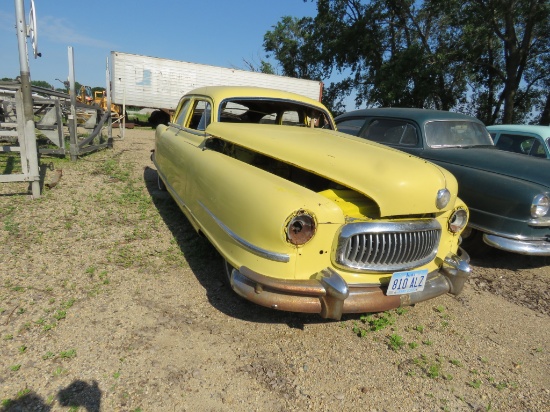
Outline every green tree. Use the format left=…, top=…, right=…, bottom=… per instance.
left=457, top=0, right=550, bottom=124
left=30, top=80, right=53, bottom=89
left=264, top=15, right=324, bottom=80
left=265, top=0, right=550, bottom=122
left=266, top=1, right=472, bottom=113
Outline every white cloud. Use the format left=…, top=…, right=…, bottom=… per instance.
left=39, top=15, right=115, bottom=49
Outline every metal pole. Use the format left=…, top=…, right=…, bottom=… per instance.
left=68, top=46, right=78, bottom=161
left=105, top=56, right=113, bottom=146
left=14, top=0, right=40, bottom=197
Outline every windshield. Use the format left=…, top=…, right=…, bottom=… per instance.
left=218, top=98, right=333, bottom=129
left=425, top=120, right=494, bottom=148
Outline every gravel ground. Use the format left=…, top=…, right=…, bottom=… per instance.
left=0, top=127, right=549, bottom=412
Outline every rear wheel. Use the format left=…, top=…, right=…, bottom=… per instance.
left=149, top=110, right=170, bottom=128
left=157, top=173, right=166, bottom=191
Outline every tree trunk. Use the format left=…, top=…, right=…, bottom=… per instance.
left=539, top=92, right=550, bottom=125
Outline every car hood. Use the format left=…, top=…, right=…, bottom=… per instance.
left=206, top=123, right=457, bottom=217
left=421, top=147, right=550, bottom=188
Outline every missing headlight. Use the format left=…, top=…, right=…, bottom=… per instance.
left=286, top=211, right=316, bottom=245
left=449, top=208, right=468, bottom=233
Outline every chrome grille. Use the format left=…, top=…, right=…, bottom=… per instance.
left=334, top=220, right=441, bottom=272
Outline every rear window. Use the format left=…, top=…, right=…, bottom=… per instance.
left=218, top=98, right=333, bottom=129
left=335, top=118, right=365, bottom=136
left=361, top=119, right=419, bottom=146
left=425, top=121, right=493, bottom=147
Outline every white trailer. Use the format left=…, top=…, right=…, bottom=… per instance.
left=110, top=51, right=323, bottom=125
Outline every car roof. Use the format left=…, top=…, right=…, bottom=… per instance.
left=486, top=124, right=550, bottom=137
left=336, top=108, right=483, bottom=124
left=185, top=86, right=327, bottom=110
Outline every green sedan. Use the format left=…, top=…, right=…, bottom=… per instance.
left=335, top=108, right=550, bottom=256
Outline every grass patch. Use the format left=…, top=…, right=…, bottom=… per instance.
left=352, top=309, right=408, bottom=337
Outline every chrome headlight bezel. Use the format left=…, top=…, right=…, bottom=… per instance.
left=436, top=188, right=451, bottom=210
left=286, top=210, right=316, bottom=246
left=531, top=193, right=550, bottom=218
left=448, top=208, right=468, bottom=233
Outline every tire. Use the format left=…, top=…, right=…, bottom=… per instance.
left=460, top=227, right=492, bottom=257
left=148, top=110, right=170, bottom=128
left=157, top=173, right=166, bottom=191
left=223, top=259, right=235, bottom=286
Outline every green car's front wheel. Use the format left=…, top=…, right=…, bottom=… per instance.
left=460, top=227, right=491, bottom=257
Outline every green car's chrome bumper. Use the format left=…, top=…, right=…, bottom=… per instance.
left=229, top=248, right=471, bottom=320
left=484, top=234, right=550, bottom=256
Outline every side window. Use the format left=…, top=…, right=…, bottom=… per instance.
left=173, top=98, right=191, bottom=126
left=188, top=100, right=212, bottom=131
left=400, top=124, right=419, bottom=145
left=336, top=118, right=365, bottom=136
left=362, top=119, right=418, bottom=146
left=281, top=110, right=301, bottom=126
left=495, top=133, right=533, bottom=155
left=259, top=113, right=277, bottom=124
left=528, top=139, right=546, bottom=158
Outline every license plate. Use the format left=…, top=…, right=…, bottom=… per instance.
left=386, top=269, right=428, bottom=295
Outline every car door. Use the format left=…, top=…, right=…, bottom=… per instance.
left=156, top=97, right=192, bottom=199
left=178, top=98, right=214, bottom=218
left=157, top=96, right=212, bottom=208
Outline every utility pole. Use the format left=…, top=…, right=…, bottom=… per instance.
left=68, top=46, right=79, bottom=161
left=14, top=0, right=40, bottom=197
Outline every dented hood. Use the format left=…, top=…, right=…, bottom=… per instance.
left=206, top=123, right=456, bottom=216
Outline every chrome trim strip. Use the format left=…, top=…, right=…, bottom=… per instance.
left=198, top=201, right=290, bottom=263
left=483, top=234, right=550, bottom=256
left=466, top=223, right=550, bottom=241
left=528, top=217, right=550, bottom=227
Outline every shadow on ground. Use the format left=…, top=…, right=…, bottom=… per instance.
left=143, top=166, right=341, bottom=328
left=0, top=380, right=101, bottom=412
left=468, top=246, right=549, bottom=270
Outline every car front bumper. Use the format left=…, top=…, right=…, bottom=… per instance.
left=483, top=234, right=550, bottom=256
left=229, top=248, right=471, bottom=320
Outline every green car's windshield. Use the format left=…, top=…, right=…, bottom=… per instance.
left=425, top=120, right=494, bottom=148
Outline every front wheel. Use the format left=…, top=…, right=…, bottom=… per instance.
left=223, top=260, right=235, bottom=286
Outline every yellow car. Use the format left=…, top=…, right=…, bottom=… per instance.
left=152, top=86, right=470, bottom=319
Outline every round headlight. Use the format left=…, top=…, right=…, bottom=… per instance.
left=436, top=188, right=451, bottom=209
left=448, top=208, right=468, bottom=233
left=286, top=211, right=316, bottom=245
left=531, top=194, right=550, bottom=218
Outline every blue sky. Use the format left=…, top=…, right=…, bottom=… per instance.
left=1, top=0, right=317, bottom=89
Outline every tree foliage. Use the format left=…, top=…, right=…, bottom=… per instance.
left=264, top=0, right=550, bottom=123
left=30, top=80, right=53, bottom=89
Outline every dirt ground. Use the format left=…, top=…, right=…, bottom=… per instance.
left=0, top=127, right=549, bottom=412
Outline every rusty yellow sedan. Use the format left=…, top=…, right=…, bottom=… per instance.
left=152, top=86, right=470, bottom=319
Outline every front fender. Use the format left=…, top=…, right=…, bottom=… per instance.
left=186, top=149, right=346, bottom=279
